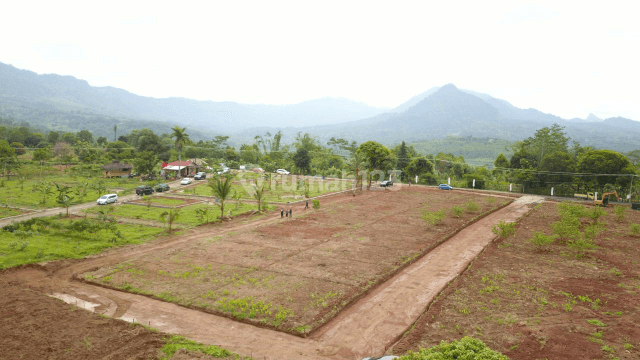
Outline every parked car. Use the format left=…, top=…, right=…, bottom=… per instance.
left=181, top=177, right=193, bottom=185
left=276, top=169, right=290, bottom=175
left=380, top=180, right=393, bottom=187
left=155, top=183, right=170, bottom=192
left=217, top=167, right=230, bottom=175
left=136, top=185, right=154, bottom=195
left=96, top=194, right=118, bottom=205
left=194, top=172, right=207, bottom=180
left=438, top=184, right=453, bottom=190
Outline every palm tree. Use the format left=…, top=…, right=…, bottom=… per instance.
left=254, top=184, right=265, bottom=212
left=159, top=208, right=180, bottom=232
left=208, top=174, right=234, bottom=219
left=347, top=152, right=367, bottom=192
left=171, top=126, right=190, bottom=163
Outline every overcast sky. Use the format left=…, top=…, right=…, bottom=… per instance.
left=1, top=1, right=638, bottom=120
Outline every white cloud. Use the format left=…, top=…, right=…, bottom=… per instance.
left=1, top=0, right=638, bottom=119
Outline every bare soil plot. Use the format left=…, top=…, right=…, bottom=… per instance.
left=391, top=202, right=640, bottom=359
left=82, top=188, right=510, bottom=335
left=0, top=268, right=166, bottom=360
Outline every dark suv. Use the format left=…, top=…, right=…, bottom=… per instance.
left=155, top=183, right=170, bottom=192
left=136, top=185, right=154, bottom=195
left=194, top=172, right=206, bottom=180
left=380, top=180, right=393, bottom=187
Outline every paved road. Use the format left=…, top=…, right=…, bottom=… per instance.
left=0, top=179, right=184, bottom=228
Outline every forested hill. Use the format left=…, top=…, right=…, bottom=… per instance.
left=0, top=62, right=388, bottom=135
left=244, top=84, right=640, bottom=153
left=2, top=61, right=640, bottom=154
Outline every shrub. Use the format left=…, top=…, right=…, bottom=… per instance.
left=629, top=223, right=640, bottom=237
left=492, top=221, right=516, bottom=238
left=466, top=200, right=480, bottom=213
left=451, top=206, right=463, bottom=218
left=557, top=202, right=588, bottom=219
left=588, top=206, right=606, bottom=223
left=613, top=206, right=627, bottom=222
left=312, top=199, right=320, bottom=209
left=399, top=336, right=508, bottom=360
left=551, top=217, right=581, bottom=241
left=530, top=231, right=556, bottom=251
left=423, top=209, right=446, bottom=226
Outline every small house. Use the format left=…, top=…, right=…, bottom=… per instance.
left=101, top=160, right=133, bottom=178
left=162, top=160, right=202, bottom=177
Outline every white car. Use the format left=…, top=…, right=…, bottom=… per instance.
left=181, top=177, right=193, bottom=185
left=97, top=194, right=118, bottom=205
left=276, top=169, right=290, bottom=175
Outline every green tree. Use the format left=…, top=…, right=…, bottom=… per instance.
left=159, top=208, right=180, bottom=233
left=91, top=179, right=107, bottom=197
left=405, top=157, right=434, bottom=181
left=171, top=126, right=190, bottom=163
left=357, top=141, right=393, bottom=186
left=208, top=174, right=234, bottom=219
left=577, top=149, right=636, bottom=188
left=494, top=153, right=509, bottom=169
left=10, top=142, right=26, bottom=155
left=77, top=130, right=94, bottom=144
left=253, top=184, right=265, bottom=212
left=33, top=181, right=54, bottom=204
left=133, top=151, right=157, bottom=175
left=347, top=151, right=367, bottom=191
left=33, top=147, right=53, bottom=165
left=0, top=139, right=18, bottom=175
left=54, top=183, right=74, bottom=217
left=396, top=141, right=410, bottom=181
left=293, top=148, right=311, bottom=174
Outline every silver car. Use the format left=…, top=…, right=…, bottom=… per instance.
left=97, top=194, right=118, bottom=205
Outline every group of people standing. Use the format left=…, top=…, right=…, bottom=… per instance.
left=280, top=199, right=311, bottom=219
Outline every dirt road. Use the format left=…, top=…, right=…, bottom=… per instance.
left=0, top=179, right=184, bottom=228
left=4, top=192, right=542, bottom=359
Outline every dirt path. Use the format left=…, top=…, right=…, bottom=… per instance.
left=0, top=179, right=184, bottom=228
left=6, top=194, right=542, bottom=359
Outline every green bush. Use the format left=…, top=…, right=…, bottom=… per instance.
left=399, top=336, right=508, bottom=360
left=588, top=206, right=606, bottom=223
left=423, top=209, right=446, bottom=226
left=557, top=202, right=588, bottom=219
left=530, top=231, right=556, bottom=251
left=551, top=217, right=581, bottom=241
left=630, top=223, right=640, bottom=237
left=492, top=221, right=516, bottom=238
left=613, top=206, right=627, bottom=222
left=466, top=201, right=480, bottom=213
left=312, top=199, right=320, bottom=209
left=451, top=206, right=463, bottom=218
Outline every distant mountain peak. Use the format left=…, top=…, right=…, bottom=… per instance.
left=585, top=113, right=602, bottom=122
left=438, top=83, right=459, bottom=93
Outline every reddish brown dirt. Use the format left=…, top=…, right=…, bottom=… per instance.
left=80, top=187, right=509, bottom=334
left=0, top=188, right=537, bottom=360
left=390, top=202, right=640, bottom=359
left=0, top=270, right=165, bottom=360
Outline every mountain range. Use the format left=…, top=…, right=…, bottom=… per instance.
left=1, top=61, right=639, bottom=154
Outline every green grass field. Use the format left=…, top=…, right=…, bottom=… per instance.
left=0, top=171, right=144, bottom=209
left=86, top=202, right=259, bottom=225
left=0, top=217, right=165, bottom=269
left=137, top=197, right=189, bottom=206
left=0, top=207, right=23, bottom=219
left=189, top=177, right=351, bottom=203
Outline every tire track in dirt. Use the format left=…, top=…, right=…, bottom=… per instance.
left=36, top=195, right=541, bottom=359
